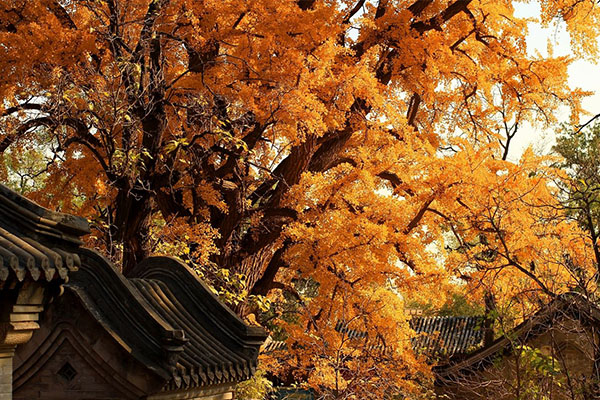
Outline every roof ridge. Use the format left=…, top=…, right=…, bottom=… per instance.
left=0, top=184, right=89, bottom=242
left=127, top=256, right=267, bottom=344
left=0, top=184, right=88, bottom=282
left=68, top=248, right=187, bottom=380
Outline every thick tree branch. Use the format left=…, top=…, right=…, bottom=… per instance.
left=1, top=103, right=43, bottom=118
left=47, top=0, right=77, bottom=29
left=0, top=117, right=52, bottom=152
left=297, top=0, right=316, bottom=10
left=408, top=0, right=434, bottom=17
left=251, top=242, right=290, bottom=296
left=406, top=93, right=421, bottom=128
left=343, top=0, right=367, bottom=24
left=404, top=196, right=435, bottom=234
left=411, top=0, right=473, bottom=33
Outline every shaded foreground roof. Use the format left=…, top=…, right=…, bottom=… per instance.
left=69, top=250, right=267, bottom=392
left=411, top=316, right=483, bottom=357
left=0, top=184, right=89, bottom=281
left=129, top=257, right=267, bottom=390
left=0, top=184, right=266, bottom=394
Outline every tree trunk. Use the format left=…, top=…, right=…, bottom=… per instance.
left=484, top=292, right=495, bottom=347
left=113, top=182, right=153, bottom=273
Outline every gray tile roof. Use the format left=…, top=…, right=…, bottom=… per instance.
left=410, top=316, right=483, bottom=356
left=131, top=275, right=265, bottom=388
left=436, top=292, right=600, bottom=382
left=1, top=184, right=266, bottom=394
left=263, top=316, right=484, bottom=357
left=262, top=336, right=288, bottom=353
left=69, top=252, right=267, bottom=391
left=0, top=184, right=89, bottom=281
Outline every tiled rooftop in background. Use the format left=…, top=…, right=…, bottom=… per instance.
left=410, top=316, right=483, bottom=356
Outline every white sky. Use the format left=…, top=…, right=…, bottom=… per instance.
left=508, top=2, right=600, bottom=161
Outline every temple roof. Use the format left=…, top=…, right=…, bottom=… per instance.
left=68, top=250, right=267, bottom=392
left=0, top=184, right=266, bottom=394
left=411, top=316, right=483, bottom=357
left=0, top=184, right=89, bottom=281
left=435, top=292, right=600, bottom=383
left=128, top=257, right=267, bottom=390
left=262, top=315, right=484, bottom=357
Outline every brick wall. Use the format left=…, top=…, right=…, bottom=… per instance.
left=14, top=340, right=126, bottom=400
left=0, top=355, right=12, bottom=400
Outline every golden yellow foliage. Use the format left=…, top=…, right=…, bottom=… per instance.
left=1, top=0, right=598, bottom=397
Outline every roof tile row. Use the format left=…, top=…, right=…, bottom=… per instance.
left=0, top=184, right=87, bottom=282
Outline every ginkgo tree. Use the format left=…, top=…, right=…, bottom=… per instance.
left=1, top=0, right=599, bottom=397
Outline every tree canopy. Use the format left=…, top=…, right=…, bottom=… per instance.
left=2, top=0, right=600, bottom=397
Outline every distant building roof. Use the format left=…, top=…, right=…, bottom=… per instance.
left=263, top=315, right=484, bottom=358
left=436, top=292, right=600, bottom=383
left=262, top=336, right=289, bottom=353
left=411, top=316, right=483, bottom=357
